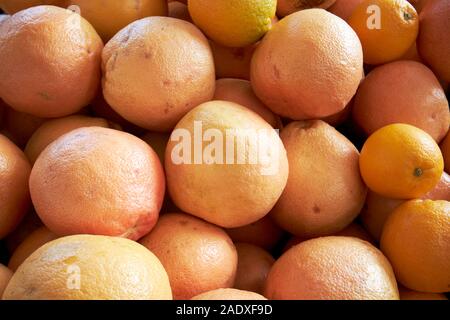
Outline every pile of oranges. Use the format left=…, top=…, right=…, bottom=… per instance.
left=0, top=0, right=449, bottom=300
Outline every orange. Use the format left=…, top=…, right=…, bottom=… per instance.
left=399, top=42, right=423, bottom=63
left=214, top=79, right=282, bottom=128
left=277, top=0, right=336, bottom=17
left=399, top=286, right=448, bottom=300
left=265, top=236, right=399, bottom=300
left=0, top=0, right=67, bottom=14
left=234, top=243, right=274, bottom=295
left=3, top=235, right=172, bottom=299
left=29, top=127, right=165, bottom=240
left=417, top=0, right=450, bottom=83
left=271, top=121, right=367, bottom=237
left=328, top=0, right=364, bottom=20
left=360, top=124, right=444, bottom=199
left=441, top=131, right=450, bottom=173
left=168, top=1, right=192, bottom=22
left=188, top=0, right=276, bottom=47
left=25, top=115, right=120, bottom=164
left=352, top=61, right=450, bottom=143
left=5, top=210, right=43, bottom=254
left=68, top=0, right=167, bottom=41
left=225, top=216, right=285, bottom=251
left=251, top=9, right=363, bottom=120
left=348, top=0, right=419, bottom=65
left=210, top=41, right=257, bottom=81
left=0, top=6, right=103, bottom=118
left=165, top=101, right=289, bottom=228
left=1, top=107, right=46, bottom=148
left=102, top=17, right=215, bottom=132
left=0, top=134, right=31, bottom=239
left=381, top=199, right=450, bottom=293
left=8, top=226, right=58, bottom=271
left=0, top=14, right=9, bottom=24
left=192, top=288, right=266, bottom=300
left=139, top=213, right=237, bottom=300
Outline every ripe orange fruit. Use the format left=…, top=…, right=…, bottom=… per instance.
left=168, top=1, right=192, bottom=22
left=0, top=134, right=31, bottom=239
left=352, top=61, right=450, bottom=143
left=417, top=0, right=450, bottom=83
left=234, top=243, right=274, bottom=295
left=348, top=0, right=419, bottom=65
left=188, top=0, right=277, bottom=47
left=8, top=226, right=58, bottom=271
left=68, top=0, right=167, bottom=41
left=210, top=41, right=257, bottom=80
left=102, top=17, right=215, bottom=132
left=191, top=288, right=267, bottom=300
left=399, top=286, right=448, bottom=300
left=381, top=199, right=450, bottom=293
left=0, top=264, right=12, bottom=297
left=265, top=236, right=399, bottom=300
left=277, top=0, right=336, bottom=17
left=225, top=216, right=285, bottom=251
left=165, top=101, right=289, bottom=228
left=441, top=132, right=450, bottom=173
left=2, top=107, right=46, bottom=148
left=360, top=124, right=444, bottom=199
left=29, top=127, right=165, bottom=240
left=328, top=0, right=364, bottom=20
left=0, top=6, right=103, bottom=118
left=214, top=78, right=282, bottom=128
left=3, top=235, right=173, bottom=299
left=139, top=213, right=237, bottom=300
left=25, top=115, right=120, bottom=164
left=271, top=120, right=367, bottom=237
left=0, top=0, right=66, bottom=14
left=251, top=9, right=363, bottom=120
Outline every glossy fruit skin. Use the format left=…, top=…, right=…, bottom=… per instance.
left=2, top=235, right=173, bottom=300
left=102, top=17, right=215, bottom=132
left=140, top=213, right=238, bottom=300
left=191, top=288, right=267, bottom=300
left=360, top=124, right=444, bottom=199
left=29, top=127, right=165, bottom=241
left=251, top=9, right=363, bottom=120
left=265, top=236, right=399, bottom=300
left=381, top=199, right=450, bottom=293
left=0, top=6, right=103, bottom=118
left=352, top=61, right=450, bottom=143
left=348, top=0, right=419, bottom=65
left=271, top=120, right=367, bottom=238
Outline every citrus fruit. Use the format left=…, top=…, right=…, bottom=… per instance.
left=0, top=264, right=12, bottom=297
left=210, top=41, right=257, bottom=80
left=328, top=0, right=364, bottom=20
left=2, top=235, right=173, bottom=300
left=188, top=0, right=276, bottom=47
left=359, top=123, right=444, bottom=199
left=277, top=0, right=336, bottom=17
left=191, top=288, right=267, bottom=300
left=0, top=6, right=103, bottom=118
left=348, top=0, right=419, bottom=65
left=29, top=127, right=165, bottom=240
left=0, top=134, right=31, bottom=239
left=165, top=101, right=289, bottom=228
left=102, top=17, right=215, bottom=132
left=380, top=199, right=450, bottom=293
left=251, top=9, right=363, bottom=120
left=0, top=14, right=9, bottom=24
left=0, top=0, right=66, bottom=14
left=265, top=236, right=399, bottom=300
left=139, top=213, right=237, bottom=300
left=352, top=61, right=450, bottom=143
left=271, top=120, right=367, bottom=237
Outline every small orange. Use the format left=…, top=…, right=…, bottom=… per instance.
left=359, top=124, right=444, bottom=199
left=381, top=199, right=450, bottom=293
left=348, top=0, right=419, bottom=65
left=440, top=129, right=450, bottom=173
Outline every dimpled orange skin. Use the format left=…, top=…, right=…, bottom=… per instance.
left=0, top=134, right=31, bottom=239
left=192, top=288, right=267, bottom=300
left=214, top=79, right=282, bottom=128
left=251, top=9, right=363, bottom=120
left=328, top=0, right=364, bottom=20
left=441, top=132, right=450, bottom=173
left=165, top=101, right=289, bottom=228
left=0, top=264, right=13, bottom=297
left=140, top=213, right=237, bottom=300
left=352, top=61, right=450, bottom=143
left=3, top=235, right=173, bottom=300
left=29, top=127, right=165, bottom=241
left=24, top=115, right=120, bottom=164
left=225, top=216, right=285, bottom=251
left=381, top=200, right=450, bottom=293
left=234, top=243, right=274, bottom=295
left=102, top=17, right=215, bottom=132
left=0, top=6, right=103, bottom=118
left=8, top=226, right=58, bottom=271
left=417, top=0, right=450, bottom=83
left=360, top=124, right=444, bottom=199
left=277, top=0, right=336, bottom=17
left=265, top=236, right=399, bottom=300
left=0, top=0, right=67, bottom=14
left=270, top=120, right=367, bottom=238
